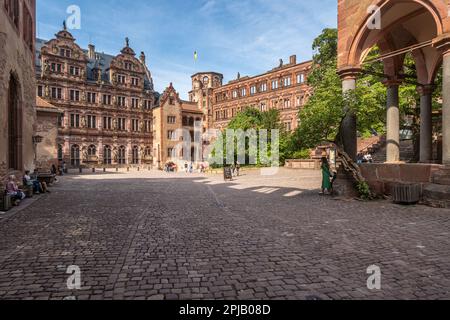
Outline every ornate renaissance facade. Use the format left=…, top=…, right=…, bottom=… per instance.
left=189, top=55, right=312, bottom=131
left=153, top=83, right=204, bottom=169
left=0, top=0, right=36, bottom=179
left=36, top=26, right=157, bottom=168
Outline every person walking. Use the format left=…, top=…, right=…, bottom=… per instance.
left=235, top=161, right=241, bottom=177
left=320, top=157, right=333, bottom=195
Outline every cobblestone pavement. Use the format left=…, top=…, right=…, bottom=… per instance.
left=0, top=168, right=449, bottom=300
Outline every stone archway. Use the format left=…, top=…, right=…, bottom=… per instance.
left=338, top=0, right=449, bottom=163
left=7, top=72, right=23, bottom=171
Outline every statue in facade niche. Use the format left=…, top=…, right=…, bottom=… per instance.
left=113, top=118, right=118, bottom=130
left=80, top=116, right=86, bottom=128
left=45, top=86, right=50, bottom=98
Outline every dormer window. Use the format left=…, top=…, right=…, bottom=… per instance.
left=124, top=62, right=133, bottom=70
left=60, top=48, right=72, bottom=58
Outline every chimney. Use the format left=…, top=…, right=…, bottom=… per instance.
left=140, top=51, right=146, bottom=65
left=290, top=55, right=297, bottom=65
left=88, top=44, right=95, bottom=60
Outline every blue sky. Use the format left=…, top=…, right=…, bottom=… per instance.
left=37, top=0, right=337, bottom=99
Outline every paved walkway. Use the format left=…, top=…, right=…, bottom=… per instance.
left=0, top=168, right=449, bottom=300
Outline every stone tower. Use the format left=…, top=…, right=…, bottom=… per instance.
left=189, top=72, right=223, bottom=130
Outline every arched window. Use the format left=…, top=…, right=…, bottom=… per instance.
left=57, top=144, right=63, bottom=162
left=87, top=145, right=97, bottom=156
left=8, top=74, right=22, bottom=170
left=132, top=146, right=139, bottom=164
left=71, top=145, right=80, bottom=166
left=118, top=146, right=126, bottom=165
left=103, top=145, right=112, bottom=164
left=145, top=147, right=152, bottom=157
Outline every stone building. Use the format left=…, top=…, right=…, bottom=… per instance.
left=35, top=97, right=60, bottom=170
left=153, top=83, right=203, bottom=169
left=36, top=26, right=157, bottom=168
left=0, top=0, right=37, bottom=179
left=189, top=55, right=312, bottom=131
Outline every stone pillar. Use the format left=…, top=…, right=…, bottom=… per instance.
left=384, top=79, right=401, bottom=163
left=338, top=68, right=360, bottom=161
left=442, top=50, right=450, bottom=165
left=417, top=85, right=434, bottom=163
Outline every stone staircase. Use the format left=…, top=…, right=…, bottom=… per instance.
left=371, top=139, right=416, bottom=163
left=424, top=166, right=450, bottom=208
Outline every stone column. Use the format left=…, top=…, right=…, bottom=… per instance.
left=384, top=79, right=401, bottom=163
left=442, top=49, right=450, bottom=165
left=338, top=68, right=360, bottom=161
left=417, top=85, right=434, bottom=163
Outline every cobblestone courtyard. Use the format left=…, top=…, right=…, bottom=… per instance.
left=0, top=168, right=449, bottom=300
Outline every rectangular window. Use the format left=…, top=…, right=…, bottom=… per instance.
left=70, top=114, right=80, bottom=128
left=260, top=103, right=267, bottom=112
left=124, top=62, right=133, bottom=70
left=284, top=99, right=291, bottom=109
left=167, top=116, right=176, bottom=124
left=250, top=86, right=256, bottom=95
left=70, top=90, right=80, bottom=102
left=168, top=130, right=176, bottom=140
left=87, top=92, right=97, bottom=104
left=241, top=88, right=246, bottom=97
left=60, top=48, right=71, bottom=58
left=260, top=82, right=267, bottom=92
left=69, top=66, right=80, bottom=76
left=271, top=80, right=278, bottom=90
left=144, top=120, right=151, bottom=133
left=117, top=96, right=126, bottom=107
left=131, top=98, right=139, bottom=109
left=168, top=148, right=174, bottom=158
left=51, top=63, right=62, bottom=73
left=102, top=94, right=112, bottom=105
left=297, top=74, right=305, bottom=84
left=117, top=74, right=126, bottom=84
left=232, top=90, right=238, bottom=99
left=51, top=87, right=62, bottom=100
left=285, top=121, right=292, bottom=132
left=87, top=115, right=97, bottom=129
left=131, top=119, right=139, bottom=132
left=103, top=117, right=112, bottom=130
left=284, top=77, right=291, bottom=87
left=144, top=100, right=151, bottom=110
left=37, top=85, right=43, bottom=97
left=131, top=78, right=139, bottom=86
left=118, top=118, right=126, bottom=131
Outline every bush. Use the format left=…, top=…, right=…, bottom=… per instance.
left=290, top=149, right=311, bottom=160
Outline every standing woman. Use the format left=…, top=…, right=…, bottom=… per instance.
left=320, top=157, right=332, bottom=195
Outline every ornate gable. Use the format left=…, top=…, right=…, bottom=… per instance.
left=159, top=83, right=181, bottom=107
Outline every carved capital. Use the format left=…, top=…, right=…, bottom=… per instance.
left=337, top=66, right=361, bottom=81
left=416, top=84, right=435, bottom=96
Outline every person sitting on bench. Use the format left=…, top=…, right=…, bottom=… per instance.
left=23, top=171, right=46, bottom=194
left=30, top=170, right=50, bottom=193
left=6, top=175, right=26, bottom=204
